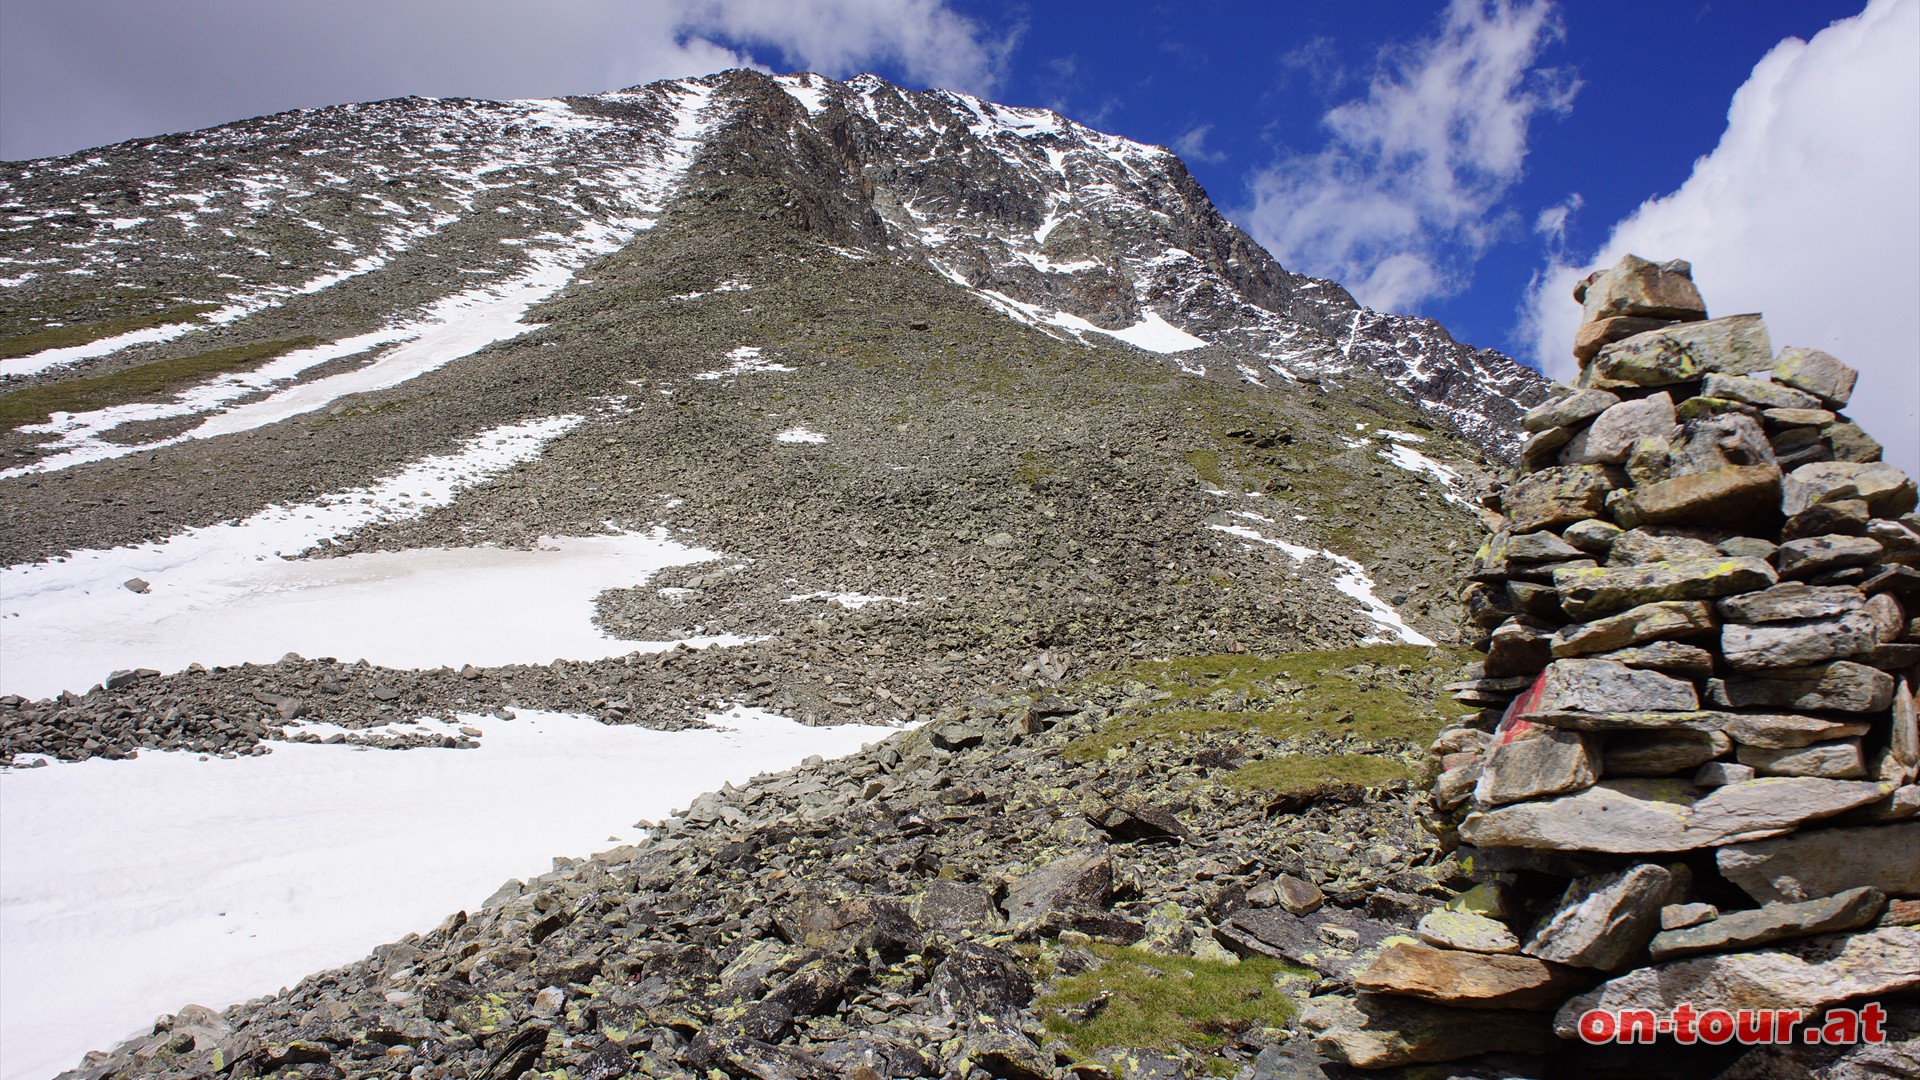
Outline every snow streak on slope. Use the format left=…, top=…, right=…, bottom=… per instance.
left=1210, top=512, right=1435, bottom=646
left=0, top=414, right=749, bottom=697
left=0, top=707, right=894, bottom=1080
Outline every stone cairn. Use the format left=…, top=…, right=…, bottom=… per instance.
left=1314, top=255, right=1920, bottom=1070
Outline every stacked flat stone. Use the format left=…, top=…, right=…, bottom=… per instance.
left=1315, top=255, right=1920, bottom=1070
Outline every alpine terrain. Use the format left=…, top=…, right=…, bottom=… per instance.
left=4, top=69, right=1907, bottom=1079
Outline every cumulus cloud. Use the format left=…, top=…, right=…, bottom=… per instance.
left=0, top=0, right=1004, bottom=160
left=1519, top=0, right=1920, bottom=475
left=1240, top=0, right=1576, bottom=312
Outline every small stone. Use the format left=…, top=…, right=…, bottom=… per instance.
left=1505, top=530, right=1587, bottom=563
left=123, top=578, right=150, bottom=594
left=1648, top=887, right=1885, bottom=961
left=531, top=986, right=566, bottom=1018
left=1718, top=535, right=1778, bottom=560
left=1776, top=534, right=1884, bottom=579
left=1522, top=388, right=1620, bottom=433
left=1590, top=641, right=1716, bottom=680
left=1717, top=822, right=1920, bottom=904
left=1721, top=611, right=1880, bottom=670
left=1763, top=406, right=1837, bottom=428
left=1772, top=346, right=1859, bottom=408
left=1550, top=601, right=1716, bottom=658
left=1661, top=903, right=1718, bottom=930
left=1891, top=678, right=1917, bottom=772
left=1271, top=873, right=1325, bottom=916
left=1415, top=910, right=1521, bottom=954
left=1562, top=518, right=1624, bottom=554
left=1607, top=464, right=1783, bottom=528
left=1717, top=581, right=1866, bottom=624
left=1586, top=314, right=1771, bottom=388
left=1738, top=738, right=1867, bottom=780
left=1486, top=617, right=1554, bottom=677
left=1866, top=592, right=1907, bottom=643
left=1825, top=421, right=1884, bottom=463
left=1783, top=498, right=1872, bottom=540
left=1353, top=942, right=1589, bottom=1010
left=103, top=669, right=140, bottom=691
left=1553, top=926, right=1920, bottom=1039
left=1694, top=761, right=1756, bottom=787
left=1555, top=556, right=1777, bottom=621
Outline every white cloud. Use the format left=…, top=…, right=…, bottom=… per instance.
left=675, top=0, right=1009, bottom=94
left=1172, top=124, right=1227, bottom=163
left=1519, top=0, right=1920, bottom=477
left=1240, top=0, right=1575, bottom=313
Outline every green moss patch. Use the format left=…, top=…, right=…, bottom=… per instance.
left=0, top=303, right=220, bottom=360
left=1041, top=945, right=1300, bottom=1070
left=1064, top=646, right=1459, bottom=761
left=0, top=336, right=315, bottom=430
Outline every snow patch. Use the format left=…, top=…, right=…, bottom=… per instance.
left=775, top=427, right=827, bottom=444
left=1210, top=520, right=1435, bottom=646
left=695, top=346, right=795, bottom=380
left=0, top=707, right=894, bottom=1080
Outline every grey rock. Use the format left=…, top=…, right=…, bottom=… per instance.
left=1578, top=254, right=1708, bottom=323
left=1661, top=903, right=1718, bottom=930
left=1694, top=761, right=1756, bottom=787
left=1505, top=530, right=1586, bottom=563
left=1706, top=661, right=1895, bottom=712
left=1777, top=533, right=1884, bottom=578
left=1866, top=591, right=1907, bottom=642
left=1524, top=863, right=1677, bottom=971
left=1562, top=393, right=1678, bottom=466
left=1700, top=372, right=1822, bottom=411
left=1459, top=777, right=1892, bottom=853
left=1587, top=314, right=1772, bottom=388
left=1001, top=845, right=1111, bottom=925
left=1554, top=556, right=1777, bottom=621
left=1590, top=641, right=1716, bottom=680
left=911, top=881, right=1005, bottom=933
left=1486, top=616, right=1554, bottom=677
left=1270, top=873, right=1325, bottom=916
left=1521, top=388, right=1619, bottom=433
left=1717, top=581, right=1867, bottom=624
left=1718, top=822, right=1920, bottom=904
left=1782, top=460, right=1918, bottom=518
left=1721, top=713, right=1872, bottom=749
left=1562, top=518, right=1624, bottom=554
left=1415, top=910, right=1520, bottom=954
left=929, top=943, right=1034, bottom=1021
left=1553, top=926, right=1920, bottom=1038
left=1773, top=346, right=1860, bottom=408
left=1647, top=887, right=1885, bottom=961
left=1302, top=993, right=1554, bottom=1069
left=1549, top=601, right=1716, bottom=658
left=1473, top=727, right=1599, bottom=807
left=1608, top=463, right=1783, bottom=529
left=1738, top=738, right=1867, bottom=779
left=1893, top=678, right=1918, bottom=773
left=1722, top=610, right=1881, bottom=670
left=1503, top=465, right=1620, bottom=533
left=1607, top=528, right=1724, bottom=566
left=1603, top=730, right=1730, bottom=776
left=1534, top=658, right=1698, bottom=713
left=123, top=578, right=150, bottom=594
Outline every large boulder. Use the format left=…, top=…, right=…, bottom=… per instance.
left=1504, top=465, right=1619, bottom=533
left=1554, top=556, right=1777, bottom=621
left=1577, top=255, right=1707, bottom=324
left=1553, top=926, right=1920, bottom=1038
left=1586, top=314, right=1771, bottom=388
left=1716, top=822, right=1920, bottom=903
left=1458, top=777, right=1891, bottom=853
left=1353, top=942, right=1589, bottom=1010
left=1522, top=864, right=1676, bottom=971
left=1549, top=601, right=1715, bottom=659
left=1303, top=993, right=1555, bottom=1069
left=1606, top=464, right=1781, bottom=528
left=1562, top=393, right=1679, bottom=466
left=1782, top=461, right=1917, bottom=518
left=1721, top=611, right=1880, bottom=670
left=1532, top=658, right=1698, bottom=713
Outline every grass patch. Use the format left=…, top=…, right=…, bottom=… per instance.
left=1015, top=450, right=1057, bottom=486
left=1041, top=945, right=1300, bottom=1071
left=1064, top=646, right=1458, bottom=761
left=1183, top=448, right=1224, bottom=487
left=0, top=336, right=315, bottom=430
left=1224, top=752, right=1410, bottom=795
left=0, top=303, right=220, bottom=360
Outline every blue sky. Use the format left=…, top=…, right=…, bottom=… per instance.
left=3, top=0, right=1914, bottom=468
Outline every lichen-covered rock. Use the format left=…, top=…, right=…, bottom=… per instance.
left=1554, top=556, right=1777, bottom=621
left=1607, top=463, right=1782, bottom=528
left=1772, top=346, right=1860, bottom=408
left=1533, top=658, right=1698, bottom=713
left=1474, top=727, right=1600, bottom=807
left=1549, top=600, right=1716, bottom=658
left=1459, top=777, right=1891, bottom=853
left=1521, top=388, right=1619, bottom=433
left=1706, top=662, right=1895, bottom=713
left=1585, top=314, right=1771, bottom=388
left=1717, top=581, right=1867, bottom=623
left=1522, top=863, right=1676, bottom=971
left=1737, top=738, right=1868, bottom=780
left=1577, top=255, right=1707, bottom=324
left=1721, top=611, right=1880, bottom=670
left=1503, top=465, right=1619, bottom=533
left=1782, top=460, right=1918, bottom=518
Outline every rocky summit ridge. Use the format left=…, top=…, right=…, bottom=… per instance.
left=10, top=71, right=1905, bottom=1080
